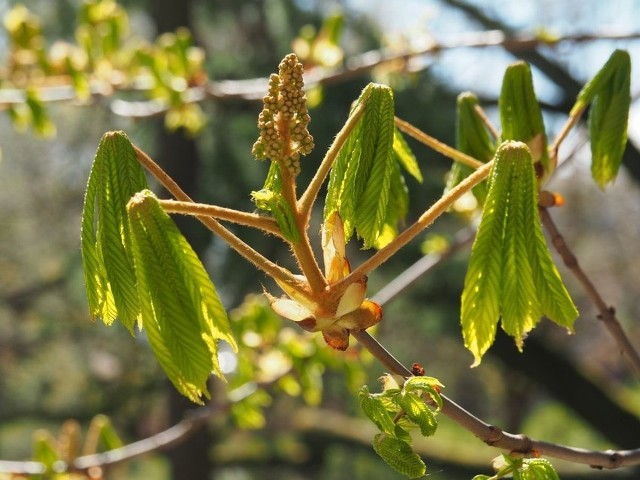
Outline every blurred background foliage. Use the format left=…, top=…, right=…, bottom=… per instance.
left=0, top=0, right=639, bottom=479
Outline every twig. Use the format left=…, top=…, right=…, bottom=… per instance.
left=372, top=228, right=475, bottom=306
left=394, top=116, right=485, bottom=169
left=337, top=160, right=493, bottom=290
left=351, top=330, right=640, bottom=470
left=159, top=199, right=282, bottom=237
left=133, top=145, right=301, bottom=290
left=539, top=207, right=640, bottom=378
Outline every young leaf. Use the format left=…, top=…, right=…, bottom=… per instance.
left=499, top=62, right=550, bottom=180
left=372, top=434, right=427, bottom=479
left=396, top=391, right=438, bottom=437
left=127, top=190, right=237, bottom=404
left=404, top=376, right=444, bottom=411
left=394, top=127, right=423, bottom=183
left=519, top=458, right=560, bottom=480
left=325, top=83, right=409, bottom=248
left=359, top=385, right=396, bottom=435
left=252, top=162, right=300, bottom=242
left=81, top=131, right=148, bottom=331
left=572, top=50, right=630, bottom=188
left=447, top=92, right=495, bottom=204
left=461, top=141, right=577, bottom=365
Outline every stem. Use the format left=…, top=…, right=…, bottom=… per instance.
left=394, top=116, right=484, bottom=169
left=539, top=207, right=640, bottom=378
left=337, top=161, right=493, bottom=290
left=277, top=162, right=327, bottom=293
left=133, top=145, right=300, bottom=289
left=159, top=199, right=282, bottom=237
left=352, top=330, right=640, bottom=469
left=549, top=106, right=585, bottom=170
left=298, top=93, right=369, bottom=219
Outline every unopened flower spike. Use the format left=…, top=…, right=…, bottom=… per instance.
left=252, top=53, right=314, bottom=176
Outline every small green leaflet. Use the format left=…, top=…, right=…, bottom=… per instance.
left=446, top=92, right=495, bottom=205
left=395, top=392, right=437, bottom=437
left=359, top=385, right=397, bottom=435
left=499, top=61, right=550, bottom=181
left=81, top=131, right=148, bottom=332
left=571, top=50, right=630, bottom=188
left=252, top=162, right=300, bottom=243
left=372, top=434, right=426, bottom=479
left=127, top=190, right=237, bottom=404
left=474, top=455, right=560, bottom=480
left=324, top=83, right=421, bottom=249
left=461, top=141, right=578, bottom=366
left=360, top=376, right=443, bottom=478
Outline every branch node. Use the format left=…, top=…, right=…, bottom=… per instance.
left=485, top=425, right=504, bottom=445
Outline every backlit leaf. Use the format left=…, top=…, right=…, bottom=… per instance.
left=447, top=92, right=494, bottom=204
left=396, top=391, right=438, bottom=437
left=372, top=434, right=426, bottom=479
left=461, top=141, right=577, bottom=365
left=324, top=83, right=410, bottom=248
left=499, top=62, right=550, bottom=180
left=359, top=385, right=396, bottom=436
left=81, top=131, right=147, bottom=331
left=127, top=190, right=237, bottom=404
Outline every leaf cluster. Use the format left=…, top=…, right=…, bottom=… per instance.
left=359, top=375, right=443, bottom=478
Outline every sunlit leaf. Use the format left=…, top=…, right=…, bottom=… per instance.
left=461, top=141, right=577, bottom=365
left=127, top=189, right=237, bottom=404
left=325, top=83, right=410, bottom=248
left=576, top=50, right=630, bottom=188
left=372, top=434, right=426, bottom=479
left=447, top=92, right=495, bottom=204
left=252, top=162, right=300, bottom=242
left=396, top=391, right=438, bottom=437
left=81, top=131, right=147, bottom=331
left=359, top=385, right=396, bottom=436
left=499, top=62, right=549, bottom=180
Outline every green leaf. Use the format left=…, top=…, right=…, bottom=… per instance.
left=403, top=376, right=444, bottom=410
left=394, top=127, right=423, bottom=182
left=81, top=131, right=148, bottom=331
left=359, top=385, right=396, bottom=435
left=447, top=92, right=495, bottom=204
left=461, top=141, right=577, bottom=365
left=32, top=430, right=58, bottom=471
left=324, top=83, right=408, bottom=248
left=499, top=62, right=549, bottom=179
left=127, top=190, right=237, bottom=404
left=396, top=391, right=438, bottom=437
left=89, top=414, right=124, bottom=451
left=372, top=434, right=426, bottom=479
left=252, top=162, right=300, bottom=242
left=579, top=50, right=630, bottom=188
left=519, top=458, right=560, bottom=480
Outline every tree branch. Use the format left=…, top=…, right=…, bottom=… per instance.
left=539, top=207, right=640, bottom=378
left=352, top=330, right=640, bottom=470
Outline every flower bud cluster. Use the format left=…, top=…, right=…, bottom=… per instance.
left=252, top=53, right=314, bottom=176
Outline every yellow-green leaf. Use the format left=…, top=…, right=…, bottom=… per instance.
left=127, top=190, right=237, bottom=404
left=461, top=141, right=577, bottom=365
left=372, top=434, right=426, bottom=479
left=499, top=62, right=550, bottom=180
left=81, top=131, right=147, bottom=331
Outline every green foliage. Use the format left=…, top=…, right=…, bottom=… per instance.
left=81, top=131, right=147, bottom=331
left=572, top=50, right=631, bottom=188
left=461, top=141, right=577, bottom=365
left=473, top=454, right=560, bottom=480
left=127, top=189, right=237, bottom=403
left=447, top=92, right=494, bottom=204
left=359, top=375, right=443, bottom=478
left=252, top=162, right=301, bottom=242
left=324, top=83, right=421, bottom=249
left=499, top=62, right=549, bottom=176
